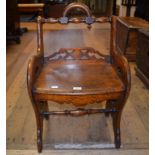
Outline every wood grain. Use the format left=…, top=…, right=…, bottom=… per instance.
left=7, top=149, right=149, bottom=155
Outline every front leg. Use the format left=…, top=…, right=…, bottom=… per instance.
left=27, top=54, right=44, bottom=152
left=36, top=105, right=44, bottom=153
left=112, top=110, right=121, bottom=148
left=111, top=94, right=128, bottom=149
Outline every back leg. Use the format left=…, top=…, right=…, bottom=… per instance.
left=43, top=101, right=49, bottom=120
left=105, top=100, right=110, bottom=117
left=39, top=101, right=49, bottom=120
left=105, top=100, right=116, bottom=117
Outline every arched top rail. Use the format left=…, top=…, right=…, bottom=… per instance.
left=37, top=3, right=111, bottom=25
left=38, top=16, right=111, bottom=25
left=63, top=2, right=92, bottom=17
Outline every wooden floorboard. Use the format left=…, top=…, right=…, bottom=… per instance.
left=7, top=22, right=148, bottom=151
left=6, top=149, right=149, bottom=155
left=6, top=31, right=36, bottom=91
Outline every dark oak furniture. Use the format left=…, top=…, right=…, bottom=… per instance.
left=18, top=3, right=45, bottom=17
left=6, top=0, right=20, bottom=43
left=116, top=17, right=148, bottom=61
left=135, top=0, right=149, bottom=21
left=45, top=0, right=117, bottom=18
left=135, top=29, right=149, bottom=88
left=45, top=1, right=68, bottom=18
left=18, top=0, right=36, bottom=3
left=27, top=3, right=131, bottom=153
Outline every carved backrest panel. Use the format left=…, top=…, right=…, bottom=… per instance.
left=45, top=47, right=110, bottom=62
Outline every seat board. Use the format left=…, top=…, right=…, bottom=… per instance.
left=34, top=60, right=125, bottom=95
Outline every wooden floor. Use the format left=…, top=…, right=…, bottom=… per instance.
left=7, top=22, right=148, bottom=155
left=7, top=149, right=148, bottom=155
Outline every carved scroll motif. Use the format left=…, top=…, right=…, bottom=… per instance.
left=46, top=48, right=110, bottom=61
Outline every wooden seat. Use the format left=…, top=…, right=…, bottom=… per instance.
left=27, top=3, right=131, bottom=153
left=33, top=48, right=125, bottom=106
left=34, top=60, right=124, bottom=95
left=34, top=59, right=125, bottom=95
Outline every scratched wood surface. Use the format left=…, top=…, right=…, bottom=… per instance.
left=7, top=23, right=148, bottom=151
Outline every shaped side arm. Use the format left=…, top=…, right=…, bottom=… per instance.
left=110, top=16, right=131, bottom=101
left=112, top=50, right=131, bottom=100
left=27, top=54, right=43, bottom=102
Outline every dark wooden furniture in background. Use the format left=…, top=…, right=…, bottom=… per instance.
left=116, top=17, right=148, bottom=61
left=45, top=0, right=117, bottom=18
left=112, top=0, right=117, bottom=15
left=18, top=0, right=36, bottom=3
left=6, top=0, right=20, bottom=43
left=134, top=0, right=149, bottom=21
left=27, top=3, right=131, bottom=153
left=135, top=29, right=149, bottom=88
left=18, top=3, right=45, bottom=17
left=121, top=0, right=136, bottom=16
left=18, top=0, right=44, bottom=3
left=17, top=0, right=117, bottom=19
left=45, top=0, right=70, bottom=18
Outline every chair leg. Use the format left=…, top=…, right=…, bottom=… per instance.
left=37, top=115, right=43, bottom=153
left=40, top=101, right=49, bottom=120
left=44, top=101, right=49, bottom=120
left=112, top=111, right=121, bottom=148
left=105, top=100, right=110, bottom=117
left=111, top=94, right=128, bottom=149
left=32, top=100, right=44, bottom=153
left=105, top=100, right=115, bottom=117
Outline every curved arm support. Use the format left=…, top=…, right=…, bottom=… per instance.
left=27, top=54, right=43, bottom=102
left=112, top=51, right=131, bottom=100
left=110, top=16, right=131, bottom=103
left=27, top=54, right=44, bottom=125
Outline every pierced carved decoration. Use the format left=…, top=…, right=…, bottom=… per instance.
left=45, top=47, right=110, bottom=62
